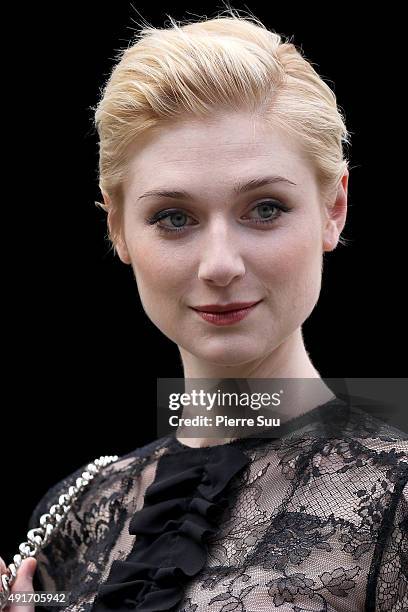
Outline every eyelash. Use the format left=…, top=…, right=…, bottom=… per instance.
left=146, top=200, right=290, bottom=234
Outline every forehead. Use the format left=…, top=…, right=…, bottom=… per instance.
left=124, top=112, right=314, bottom=195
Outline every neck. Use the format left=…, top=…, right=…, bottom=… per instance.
left=176, top=327, right=335, bottom=448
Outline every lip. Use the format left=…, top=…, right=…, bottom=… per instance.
left=190, top=300, right=262, bottom=326
left=191, top=300, right=262, bottom=313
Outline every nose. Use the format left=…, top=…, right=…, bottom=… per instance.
left=197, top=221, right=246, bottom=286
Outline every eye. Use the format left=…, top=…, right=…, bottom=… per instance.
left=243, top=200, right=288, bottom=224
left=146, top=209, right=197, bottom=233
left=146, top=199, right=290, bottom=234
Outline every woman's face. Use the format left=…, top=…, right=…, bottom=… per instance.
left=113, top=111, right=347, bottom=366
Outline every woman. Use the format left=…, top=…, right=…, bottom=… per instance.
left=1, top=7, right=407, bottom=612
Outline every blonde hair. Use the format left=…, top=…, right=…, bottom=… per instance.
left=92, top=5, right=352, bottom=254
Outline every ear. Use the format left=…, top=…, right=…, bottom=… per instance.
left=322, top=169, right=349, bottom=252
left=102, top=191, right=132, bottom=265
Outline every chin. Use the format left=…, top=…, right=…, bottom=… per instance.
left=194, top=342, right=263, bottom=367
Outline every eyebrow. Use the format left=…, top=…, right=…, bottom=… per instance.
left=137, top=175, right=297, bottom=201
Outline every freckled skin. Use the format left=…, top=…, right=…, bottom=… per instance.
left=109, top=110, right=348, bottom=383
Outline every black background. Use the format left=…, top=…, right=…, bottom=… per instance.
left=2, top=2, right=406, bottom=560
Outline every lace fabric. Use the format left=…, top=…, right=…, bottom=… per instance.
left=26, top=396, right=408, bottom=611
left=91, top=443, right=250, bottom=611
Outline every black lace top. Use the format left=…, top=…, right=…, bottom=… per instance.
left=27, top=396, right=408, bottom=611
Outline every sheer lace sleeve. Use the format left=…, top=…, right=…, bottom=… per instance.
left=25, top=438, right=170, bottom=612
left=27, top=460, right=92, bottom=596
left=374, top=477, right=408, bottom=610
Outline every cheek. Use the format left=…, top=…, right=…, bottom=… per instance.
left=125, top=234, right=189, bottom=331
left=255, top=223, right=323, bottom=310
left=132, top=241, right=188, bottom=292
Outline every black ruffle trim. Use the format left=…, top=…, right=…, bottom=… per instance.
left=91, top=441, right=250, bottom=611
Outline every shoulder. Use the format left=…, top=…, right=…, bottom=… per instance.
left=119, top=434, right=172, bottom=461
left=27, top=435, right=172, bottom=532
left=345, top=402, right=408, bottom=468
